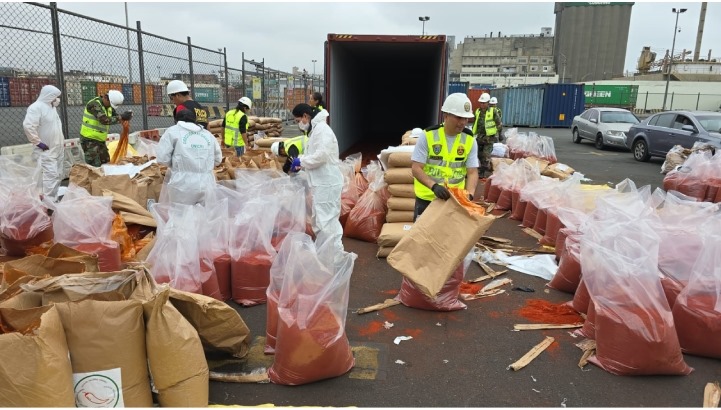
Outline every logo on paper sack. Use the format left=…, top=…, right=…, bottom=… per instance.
left=432, top=144, right=442, bottom=155
left=74, top=374, right=121, bottom=408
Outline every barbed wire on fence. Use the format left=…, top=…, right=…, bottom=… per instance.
left=0, top=2, right=324, bottom=148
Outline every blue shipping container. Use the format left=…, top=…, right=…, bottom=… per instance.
left=448, top=81, right=469, bottom=95
left=121, top=84, right=134, bottom=104
left=0, top=77, right=9, bottom=107
left=539, top=84, right=585, bottom=128
left=497, top=86, right=544, bottom=128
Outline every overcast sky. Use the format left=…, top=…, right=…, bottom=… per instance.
left=52, top=1, right=720, bottom=77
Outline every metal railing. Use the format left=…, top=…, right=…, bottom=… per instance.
left=0, top=2, right=324, bottom=147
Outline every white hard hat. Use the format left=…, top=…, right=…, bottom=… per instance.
left=166, top=80, right=189, bottom=95
left=107, top=90, right=124, bottom=109
left=239, top=96, right=253, bottom=109
left=441, top=93, right=475, bottom=119
left=410, top=128, right=424, bottom=138
left=490, top=97, right=498, bottom=104
left=478, top=92, right=491, bottom=103
left=271, top=141, right=281, bottom=156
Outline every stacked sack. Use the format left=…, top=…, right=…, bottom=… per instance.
left=662, top=150, right=721, bottom=203
left=207, top=117, right=285, bottom=151
left=344, top=161, right=389, bottom=243
left=504, top=128, right=557, bottom=164
left=377, top=149, right=416, bottom=258
left=660, top=142, right=715, bottom=174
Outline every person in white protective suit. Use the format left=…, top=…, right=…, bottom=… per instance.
left=22, top=85, right=65, bottom=200
left=290, top=103, right=344, bottom=251
left=156, top=109, right=222, bottom=205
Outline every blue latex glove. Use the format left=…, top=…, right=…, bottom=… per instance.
left=37, top=142, right=50, bottom=151
left=290, top=157, right=301, bottom=173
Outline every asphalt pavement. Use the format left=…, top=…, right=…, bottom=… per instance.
left=207, top=127, right=719, bottom=407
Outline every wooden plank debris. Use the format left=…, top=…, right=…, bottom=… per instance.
left=575, top=339, right=597, bottom=369
left=355, top=298, right=401, bottom=315
left=469, top=270, right=508, bottom=283
left=522, top=228, right=544, bottom=241
left=209, top=368, right=269, bottom=383
left=514, top=323, right=584, bottom=331
left=507, top=336, right=555, bottom=371
left=461, top=288, right=505, bottom=301
left=704, top=382, right=721, bottom=408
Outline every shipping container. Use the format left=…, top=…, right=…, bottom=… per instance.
left=132, top=84, right=155, bottom=105
left=495, top=86, right=544, bottom=128
left=539, top=84, right=585, bottom=128
left=325, top=34, right=449, bottom=153
left=148, top=105, right=162, bottom=116
left=64, top=80, right=83, bottom=106
left=95, top=83, right=123, bottom=100
left=448, top=81, right=469, bottom=96
left=193, top=87, right=219, bottom=103
left=467, top=88, right=492, bottom=113
left=9, top=78, right=31, bottom=107
left=121, top=84, right=134, bottom=104
left=583, top=84, right=638, bottom=107
left=80, top=81, right=97, bottom=105
left=0, top=77, right=9, bottom=107
left=152, top=85, right=164, bottom=104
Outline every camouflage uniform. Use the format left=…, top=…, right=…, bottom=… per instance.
left=475, top=107, right=502, bottom=176
left=80, top=97, right=120, bottom=167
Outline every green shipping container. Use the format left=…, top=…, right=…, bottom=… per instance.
left=80, top=81, right=97, bottom=105
left=584, top=84, right=638, bottom=107
left=194, top=87, right=219, bottom=103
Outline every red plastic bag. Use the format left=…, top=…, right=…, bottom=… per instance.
left=344, top=161, right=387, bottom=243
left=395, top=263, right=466, bottom=311
left=269, top=233, right=357, bottom=385
left=0, top=188, right=52, bottom=254
left=339, top=155, right=360, bottom=227
left=548, top=233, right=581, bottom=294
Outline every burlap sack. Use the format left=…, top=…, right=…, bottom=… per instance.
left=254, top=137, right=287, bottom=148
left=377, top=222, right=413, bottom=247
left=384, top=168, right=414, bottom=185
left=56, top=299, right=153, bottom=407
left=388, top=196, right=495, bottom=298
left=388, top=152, right=413, bottom=168
left=143, top=287, right=209, bottom=407
left=168, top=288, right=251, bottom=358
left=0, top=305, right=75, bottom=406
left=376, top=246, right=395, bottom=258
left=388, top=184, right=415, bottom=198
left=69, top=163, right=104, bottom=193
left=386, top=210, right=415, bottom=223
left=387, top=197, right=416, bottom=212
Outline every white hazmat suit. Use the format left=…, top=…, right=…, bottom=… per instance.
left=22, top=85, right=64, bottom=200
left=298, top=109, right=345, bottom=251
left=156, top=120, right=222, bottom=205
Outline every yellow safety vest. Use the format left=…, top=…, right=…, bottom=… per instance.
left=284, top=135, right=308, bottom=156
left=472, top=107, right=498, bottom=137
left=80, top=97, right=112, bottom=142
left=413, top=127, right=474, bottom=201
left=224, top=109, right=246, bottom=147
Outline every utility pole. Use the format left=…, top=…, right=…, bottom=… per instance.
left=662, top=7, right=686, bottom=111
left=125, top=2, right=132, bottom=83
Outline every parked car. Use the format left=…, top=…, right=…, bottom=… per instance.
left=625, top=111, right=721, bottom=162
left=571, top=107, right=640, bottom=150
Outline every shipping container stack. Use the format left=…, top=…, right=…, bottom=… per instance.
left=377, top=151, right=415, bottom=258
left=96, top=82, right=123, bottom=100
left=0, top=77, right=10, bottom=107
left=131, top=84, right=155, bottom=105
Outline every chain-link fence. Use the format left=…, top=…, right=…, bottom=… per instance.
left=0, top=2, right=325, bottom=148
left=634, top=92, right=721, bottom=113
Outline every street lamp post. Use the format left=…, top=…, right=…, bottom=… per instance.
left=662, top=7, right=687, bottom=111
left=418, top=16, right=430, bottom=35
left=312, top=59, right=317, bottom=92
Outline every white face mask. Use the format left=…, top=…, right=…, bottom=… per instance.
left=51, top=97, right=60, bottom=107
left=298, top=121, right=310, bottom=132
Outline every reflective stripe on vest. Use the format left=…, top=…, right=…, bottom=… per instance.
left=472, top=107, right=497, bottom=137
left=224, top=109, right=246, bottom=147
left=285, top=135, right=308, bottom=156
left=79, top=97, right=111, bottom=142
left=413, top=127, right=474, bottom=201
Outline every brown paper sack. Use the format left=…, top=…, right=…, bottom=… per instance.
left=387, top=196, right=416, bottom=212
left=491, top=158, right=514, bottom=172
left=386, top=210, right=415, bottom=223
left=69, top=163, right=104, bottom=193
left=168, top=288, right=251, bottom=358
left=388, top=152, right=413, bottom=168
left=388, top=184, right=415, bottom=198
left=0, top=291, right=42, bottom=309
left=376, top=246, right=395, bottom=258
left=55, top=299, right=153, bottom=407
left=384, top=168, right=414, bottom=185
left=144, top=287, right=209, bottom=407
left=0, top=305, right=75, bottom=406
left=92, top=174, right=149, bottom=208
left=21, top=270, right=144, bottom=306
left=47, top=243, right=100, bottom=273
left=377, top=222, right=414, bottom=247
left=387, top=196, right=494, bottom=298
left=2, top=255, right=88, bottom=289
